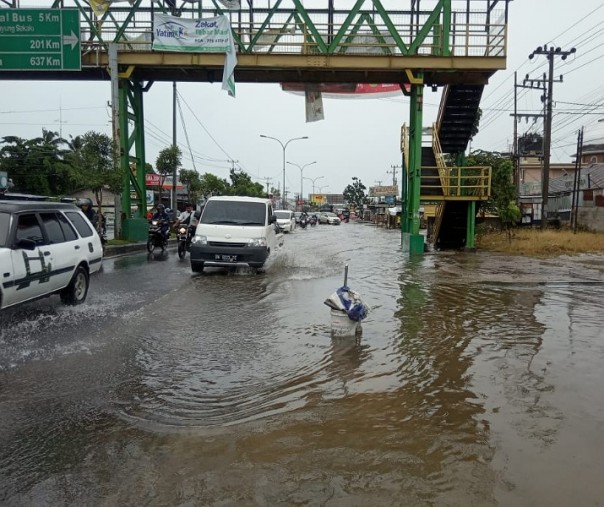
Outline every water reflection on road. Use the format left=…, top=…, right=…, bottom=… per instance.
left=1, top=222, right=604, bottom=505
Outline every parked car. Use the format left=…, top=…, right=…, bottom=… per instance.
left=0, top=200, right=104, bottom=310
left=189, top=196, right=283, bottom=272
left=319, top=212, right=341, bottom=225
left=274, top=210, right=296, bottom=233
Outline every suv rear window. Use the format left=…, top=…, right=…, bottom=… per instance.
left=0, top=212, right=9, bottom=248
left=16, top=214, right=45, bottom=245
left=64, top=211, right=94, bottom=238
left=201, top=201, right=266, bottom=226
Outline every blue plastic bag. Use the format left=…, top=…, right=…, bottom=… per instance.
left=335, top=285, right=368, bottom=322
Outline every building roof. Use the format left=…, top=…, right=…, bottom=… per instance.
left=549, top=163, right=604, bottom=194
left=581, top=143, right=604, bottom=155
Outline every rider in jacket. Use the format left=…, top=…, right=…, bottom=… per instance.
left=77, top=198, right=98, bottom=228
left=152, top=204, right=171, bottom=240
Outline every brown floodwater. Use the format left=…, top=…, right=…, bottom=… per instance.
left=1, top=222, right=604, bottom=506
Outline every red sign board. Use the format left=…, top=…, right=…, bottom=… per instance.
left=146, top=173, right=161, bottom=186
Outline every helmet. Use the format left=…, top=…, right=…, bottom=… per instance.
left=157, top=204, right=165, bottom=212
left=77, top=198, right=93, bottom=208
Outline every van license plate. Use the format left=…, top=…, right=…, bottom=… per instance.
left=216, top=254, right=237, bottom=262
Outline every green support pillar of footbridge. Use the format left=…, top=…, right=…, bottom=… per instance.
left=402, top=79, right=425, bottom=256
left=466, top=200, right=476, bottom=250
left=119, top=79, right=149, bottom=242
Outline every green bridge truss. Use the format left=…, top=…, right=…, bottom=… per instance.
left=0, top=0, right=510, bottom=251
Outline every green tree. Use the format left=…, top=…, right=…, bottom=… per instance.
left=156, top=146, right=182, bottom=205
left=228, top=169, right=264, bottom=197
left=0, top=136, right=31, bottom=192
left=199, top=172, right=230, bottom=197
left=74, top=131, right=121, bottom=212
left=343, top=176, right=367, bottom=211
left=179, top=168, right=203, bottom=204
left=465, top=149, right=521, bottom=237
left=0, top=130, right=71, bottom=196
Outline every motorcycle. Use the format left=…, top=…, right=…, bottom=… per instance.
left=177, top=224, right=195, bottom=259
left=309, top=215, right=318, bottom=227
left=299, top=216, right=308, bottom=229
left=147, top=219, right=169, bottom=252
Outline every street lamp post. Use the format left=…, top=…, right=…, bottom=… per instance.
left=317, top=184, right=330, bottom=205
left=287, top=160, right=316, bottom=210
left=303, top=175, right=324, bottom=199
left=260, top=134, right=309, bottom=209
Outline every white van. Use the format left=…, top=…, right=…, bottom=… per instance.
left=189, top=196, right=282, bottom=272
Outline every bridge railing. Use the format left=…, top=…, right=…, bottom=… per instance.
left=39, top=1, right=509, bottom=57
left=420, top=165, right=491, bottom=198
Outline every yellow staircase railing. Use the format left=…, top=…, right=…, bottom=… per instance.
left=432, top=202, right=445, bottom=245
left=432, top=123, right=450, bottom=196
left=401, top=123, right=409, bottom=171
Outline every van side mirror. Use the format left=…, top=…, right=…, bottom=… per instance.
left=269, top=214, right=276, bottom=224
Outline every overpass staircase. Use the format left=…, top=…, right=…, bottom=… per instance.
left=402, top=83, right=491, bottom=250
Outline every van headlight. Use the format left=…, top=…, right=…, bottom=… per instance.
left=191, top=234, right=208, bottom=245
left=248, top=237, right=267, bottom=247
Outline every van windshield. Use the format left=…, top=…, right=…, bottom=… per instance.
left=201, top=201, right=266, bottom=226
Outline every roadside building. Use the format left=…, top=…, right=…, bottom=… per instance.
left=544, top=124, right=604, bottom=231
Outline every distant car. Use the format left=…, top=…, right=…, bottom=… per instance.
left=0, top=200, right=104, bottom=310
left=319, top=212, right=341, bottom=225
left=274, top=210, right=296, bottom=233
left=293, top=212, right=303, bottom=224
left=335, top=207, right=351, bottom=220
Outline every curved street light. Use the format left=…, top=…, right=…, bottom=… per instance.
left=316, top=184, right=330, bottom=208
left=303, top=175, right=324, bottom=197
left=260, top=134, right=309, bottom=209
left=287, top=160, right=316, bottom=210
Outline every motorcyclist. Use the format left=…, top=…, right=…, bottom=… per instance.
left=77, top=198, right=98, bottom=228
left=151, top=203, right=171, bottom=241
left=174, top=203, right=195, bottom=230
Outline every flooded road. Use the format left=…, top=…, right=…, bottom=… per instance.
left=1, top=222, right=604, bottom=506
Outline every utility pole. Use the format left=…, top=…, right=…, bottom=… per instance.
left=172, top=81, right=177, bottom=212
left=513, top=71, right=518, bottom=196
left=528, top=45, right=576, bottom=228
left=227, top=159, right=239, bottom=172
left=260, top=176, right=273, bottom=198
left=389, top=165, right=401, bottom=186
left=571, top=128, right=584, bottom=233
left=511, top=72, right=547, bottom=197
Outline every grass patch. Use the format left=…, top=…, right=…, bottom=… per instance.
left=106, top=239, right=137, bottom=246
left=476, top=228, right=604, bottom=257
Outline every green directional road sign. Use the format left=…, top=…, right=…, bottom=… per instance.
left=0, top=9, right=81, bottom=71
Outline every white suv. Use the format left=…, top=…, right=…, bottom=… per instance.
left=0, top=200, right=104, bottom=310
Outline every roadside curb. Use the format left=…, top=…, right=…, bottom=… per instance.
left=104, top=238, right=177, bottom=258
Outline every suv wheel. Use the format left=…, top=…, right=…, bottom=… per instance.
left=60, top=266, right=89, bottom=305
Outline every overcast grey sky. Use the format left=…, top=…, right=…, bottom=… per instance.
left=1, top=0, right=603, bottom=198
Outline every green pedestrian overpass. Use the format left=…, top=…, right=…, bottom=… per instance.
left=0, top=0, right=510, bottom=254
